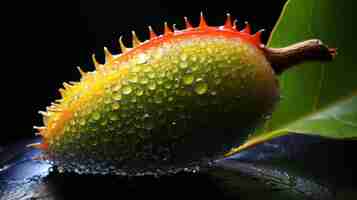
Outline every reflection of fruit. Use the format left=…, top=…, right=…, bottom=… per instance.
left=30, top=13, right=335, bottom=175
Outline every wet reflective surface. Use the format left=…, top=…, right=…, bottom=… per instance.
left=1, top=135, right=356, bottom=200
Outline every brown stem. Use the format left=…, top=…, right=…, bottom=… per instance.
left=262, top=39, right=337, bottom=75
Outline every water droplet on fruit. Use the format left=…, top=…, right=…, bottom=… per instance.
left=180, top=54, right=188, bottom=61
left=113, top=93, right=122, bottom=101
left=179, top=62, right=188, bottom=69
left=183, top=74, right=194, bottom=85
left=136, top=53, right=148, bottom=64
left=194, top=82, right=208, bottom=95
left=92, top=112, right=101, bottom=121
left=79, top=119, right=86, bottom=126
left=148, top=82, right=156, bottom=90
left=140, top=77, right=149, bottom=85
left=112, top=102, right=120, bottom=110
left=136, top=89, right=144, bottom=96
left=122, top=86, right=132, bottom=95
left=128, top=74, right=138, bottom=83
left=109, top=112, right=118, bottom=121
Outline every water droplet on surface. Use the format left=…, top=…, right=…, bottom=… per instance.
left=136, top=53, right=148, bottom=64
left=112, top=102, right=120, bottom=110
left=215, top=79, right=222, bottom=85
left=122, top=86, right=132, bottom=95
left=154, top=97, right=163, bottom=104
left=140, top=77, right=149, bottom=85
left=114, top=93, right=122, bottom=101
left=128, top=74, right=138, bottom=83
left=109, top=112, right=119, bottom=121
left=194, top=82, right=208, bottom=95
left=164, top=82, right=172, bottom=89
left=183, top=74, right=194, bottom=85
left=131, top=96, right=137, bottom=103
left=136, top=89, right=144, bottom=96
left=148, top=82, right=156, bottom=90
left=179, top=62, right=188, bottom=69
left=79, top=119, right=86, bottom=126
left=180, top=54, right=188, bottom=61
left=92, top=112, right=101, bottom=121
left=147, top=72, right=156, bottom=79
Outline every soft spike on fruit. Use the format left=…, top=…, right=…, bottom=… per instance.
left=199, top=12, right=208, bottom=29
left=63, top=82, right=72, bottom=90
left=241, top=21, right=251, bottom=34
left=77, top=66, right=86, bottom=77
left=184, top=16, right=193, bottom=29
left=91, top=54, right=101, bottom=69
left=33, top=126, right=46, bottom=135
left=233, top=19, right=238, bottom=30
left=164, top=22, right=173, bottom=35
left=148, top=26, right=157, bottom=39
left=252, top=29, right=264, bottom=45
left=118, top=36, right=128, bottom=53
left=103, top=46, right=113, bottom=63
left=38, top=111, right=49, bottom=117
left=172, top=24, right=178, bottom=32
left=58, top=88, right=65, bottom=97
left=223, top=13, right=233, bottom=30
left=27, top=142, right=48, bottom=150
left=131, top=31, right=141, bottom=47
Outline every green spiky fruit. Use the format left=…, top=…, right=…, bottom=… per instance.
left=34, top=15, right=280, bottom=175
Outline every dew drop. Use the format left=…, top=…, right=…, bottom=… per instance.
left=92, top=112, right=101, bottom=121
left=154, top=97, right=163, bottom=104
left=195, top=82, right=208, bottom=95
left=183, top=74, right=194, bottom=85
left=179, top=62, right=188, bottom=69
left=79, top=119, right=86, bottom=126
left=180, top=54, right=188, bottom=61
left=128, top=74, right=138, bottom=83
left=131, top=96, right=137, bottom=103
left=109, top=112, right=119, bottom=121
left=136, top=53, right=148, bottom=64
left=140, top=77, right=149, bottom=85
left=113, top=93, right=122, bottom=101
left=148, top=82, right=156, bottom=90
left=104, top=98, right=111, bottom=105
left=147, top=72, right=156, bottom=79
left=210, top=91, right=217, bottom=96
left=157, top=79, right=163, bottom=85
left=191, top=65, right=199, bottom=71
left=136, top=89, right=144, bottom=96
left=122, top=86, right=132, bottom=95
left=112, top=102, right=120, bottom=110
left=164, top=82, right=172, bottom=89
left=215, top=79, right=222, bottom=85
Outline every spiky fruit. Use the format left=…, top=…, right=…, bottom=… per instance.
left=31, top=13, right=335, bottom=175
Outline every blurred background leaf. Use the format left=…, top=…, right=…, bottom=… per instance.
left=229, top=0, right=357, bottom=154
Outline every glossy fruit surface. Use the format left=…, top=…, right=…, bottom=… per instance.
left=33, top=14, right=279, bottom=175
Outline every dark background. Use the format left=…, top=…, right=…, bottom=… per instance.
left=1, top=0, right=287, bottom=145
left=1, top=1, right=357, bottom=199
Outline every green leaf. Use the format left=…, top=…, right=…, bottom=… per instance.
left=227, top=0, right=357, bottom=155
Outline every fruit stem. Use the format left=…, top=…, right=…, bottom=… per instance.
left=262, top=39, right=337, bottom=75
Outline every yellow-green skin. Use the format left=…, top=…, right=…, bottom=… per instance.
left=44, top=34, right=279, bottom=174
